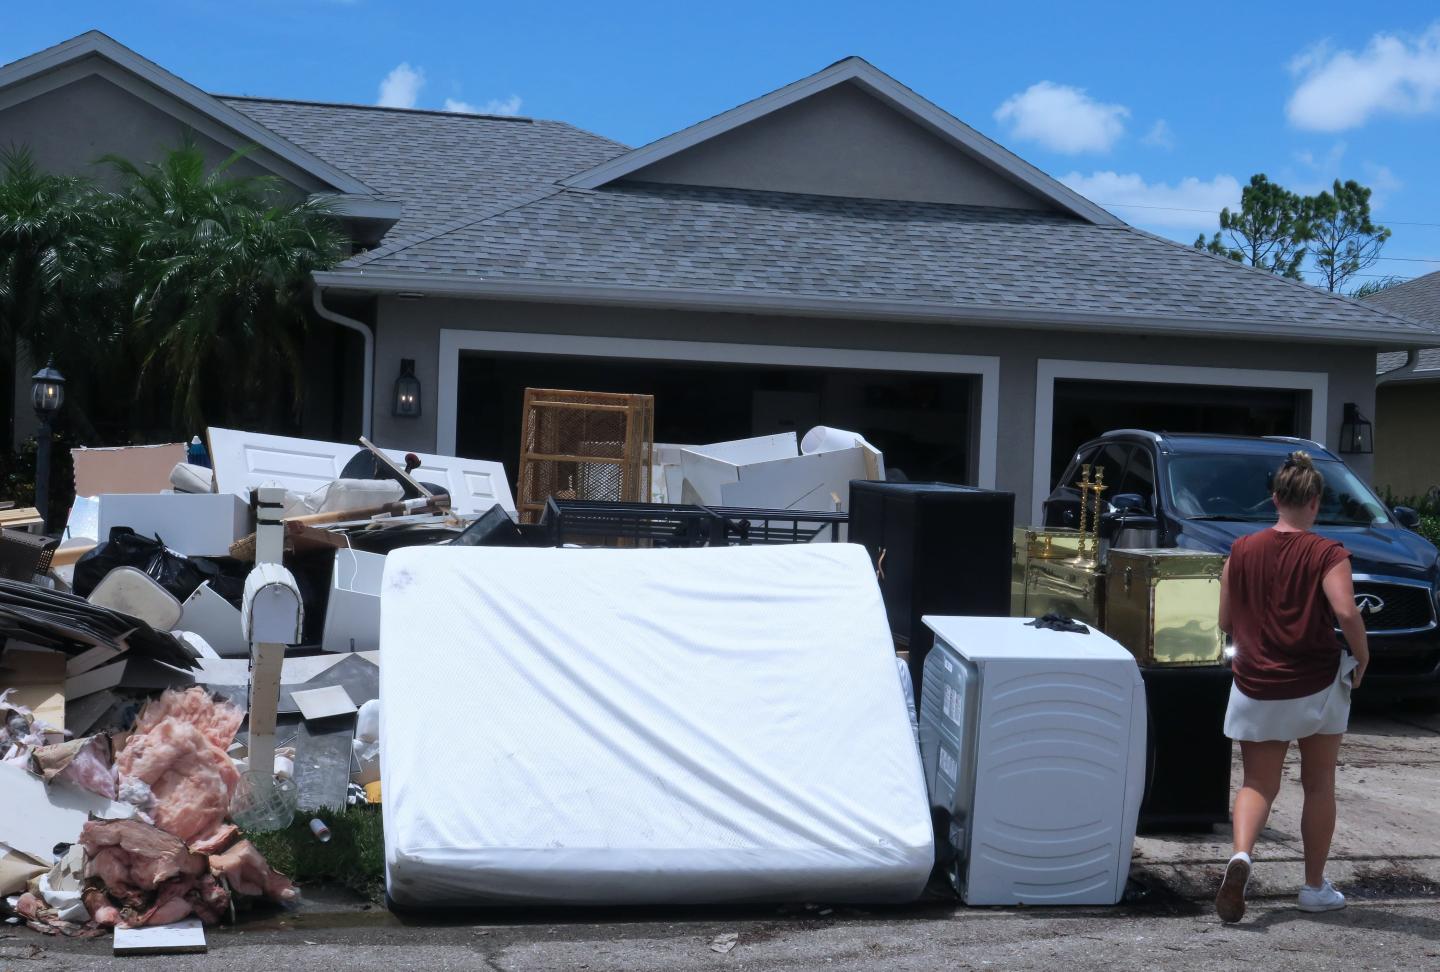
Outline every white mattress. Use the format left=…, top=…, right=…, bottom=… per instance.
left=379, top=543, right=933, bottom=907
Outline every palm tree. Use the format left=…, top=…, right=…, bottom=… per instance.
left=105, top=137, right=347, bottom=429
left=0, top=147, right=112, bottom=369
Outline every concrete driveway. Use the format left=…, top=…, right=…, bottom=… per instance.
left=28, top=708, right=1440, bottom=971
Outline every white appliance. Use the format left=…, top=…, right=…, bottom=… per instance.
left=919, top=615, right=1146, bottom=906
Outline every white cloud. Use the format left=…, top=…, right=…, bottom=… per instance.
left=1287, top=24, right=1440, bottom=131
left=994, top=81, right=1129, bottom=154
left=1060, top=171, right=1242, bottom=231
left=444, top=94, right=523, bottom=116
left=377, top=62, right=424, bottom=109
left=1140, top=119, right=1174, bottom=149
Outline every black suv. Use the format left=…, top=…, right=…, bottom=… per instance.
left=1043, top=431, right=1440, bottom=693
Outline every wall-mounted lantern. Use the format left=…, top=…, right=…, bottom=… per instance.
left=392, top=358, right=421, bottom=418
left=1339, top=402, right=1373, bottom=454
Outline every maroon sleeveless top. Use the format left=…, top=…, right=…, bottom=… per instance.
left=1227, top=528, right=1351, bottom=701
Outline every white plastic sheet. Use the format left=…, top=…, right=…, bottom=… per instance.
left=380, top=543, right=933, bottom=907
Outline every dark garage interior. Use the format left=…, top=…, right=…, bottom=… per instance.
left=1048, top=378, right=1305, bottom=488
left=455, top=352, right=976, bottom=489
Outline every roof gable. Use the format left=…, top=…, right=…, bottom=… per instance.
left=0, top=31, right=375, bottom=196
left=563, top=57, right=1121, bottom=224
left=1364, top=270, right=1440, bottom=325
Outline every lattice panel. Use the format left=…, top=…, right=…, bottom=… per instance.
left=516, top=388, right=655, bottom=523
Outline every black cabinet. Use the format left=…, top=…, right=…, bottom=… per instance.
left=1139, top=665, right=1234, bottom=831
left=848, top=482, right=1014, bottom=693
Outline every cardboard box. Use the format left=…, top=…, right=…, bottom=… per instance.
left=98, top=492, right=249, bottom=557
left=322, top=549, right=385, bottom=653
left=72, top=443, right=186, bottom=496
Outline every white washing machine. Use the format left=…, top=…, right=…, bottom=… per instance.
left=920, top=615, right=1147, bottom=906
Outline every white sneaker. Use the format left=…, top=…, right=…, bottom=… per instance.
left=1298, top=879, right=1346, bottom=912
left=1215, top=852, right=1252, bottom=923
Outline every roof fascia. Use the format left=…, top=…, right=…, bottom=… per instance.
left=0, top=31, right=375, bottom=195
left=311, top=269, right=1437, bottom=347
left=561, top=57, right=1121, bottom=226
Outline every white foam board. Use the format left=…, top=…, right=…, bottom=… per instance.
left=293, top=684, right=357, bottom=721
left=207, top=427, right=514, bottom=514
left=0, top=762, right=135, bottom=861
left=97, top=493, right=248, bottom=557
left=322, top=549, right=385, bottom=653
left=177, top=583, right=248, bottom=658
left=114, top=918, right=206, bottom=955
left=379, top=544, right=932, bottom=907
left=680, top=436, right=872, bottom=515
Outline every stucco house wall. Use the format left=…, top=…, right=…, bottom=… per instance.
left=369, top=296, right=1377, bottom=519
left=1376, top=382, right=1440, bottom=499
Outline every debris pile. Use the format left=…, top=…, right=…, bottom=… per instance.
left=2, top=688, right=295, bottom=939
left=2, top=401, right=890, bottom=939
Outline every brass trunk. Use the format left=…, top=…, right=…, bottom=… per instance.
left=1023, top=556, right=1105, bottom=627
left=1012, top=527, right=1091, bottom=617
left=1104, top=549, right=1226, bottom=666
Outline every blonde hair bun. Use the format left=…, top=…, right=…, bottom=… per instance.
left=1273, top=451, right=1323, bottom=507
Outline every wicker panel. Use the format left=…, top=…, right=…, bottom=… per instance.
left=516, top=388, right=655, bottom=523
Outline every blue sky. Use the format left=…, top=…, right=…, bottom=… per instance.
left=6, top=2, right=1440, bottom=287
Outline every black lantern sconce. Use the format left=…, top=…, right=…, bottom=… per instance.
left=392, top=358, right=421, bottom=418
left=1339, top=402, right=1373, bottom=454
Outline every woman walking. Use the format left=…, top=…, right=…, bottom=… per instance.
left=1214, top=452, right=1370, bottom=923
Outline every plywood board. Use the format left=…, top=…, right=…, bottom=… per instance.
left=208, top=427, right=513, bottom=514
left=71, top=443, right=186, bottom=496
left=0, top=646, right=66, bottom=732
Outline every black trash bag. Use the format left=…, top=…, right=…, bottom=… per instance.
left=73, top=527, right=228, bottom=602
left=338, top=449, right=448, bottom=504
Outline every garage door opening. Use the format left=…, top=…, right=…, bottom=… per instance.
left=455, top=352, right=976, bottom=490
left=1049, top=379, right=1305, bottom=487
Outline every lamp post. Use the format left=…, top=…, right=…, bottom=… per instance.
left=31, top=360, right=65, bottom=531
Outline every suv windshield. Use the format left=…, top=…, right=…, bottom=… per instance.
left=1167, top=454, right=1390, bottom=526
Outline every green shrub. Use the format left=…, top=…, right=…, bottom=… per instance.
left=1380, top=488, right=1440, bottom=547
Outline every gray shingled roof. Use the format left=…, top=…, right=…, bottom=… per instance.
left=330, top=181, right=1439, bottom=339
left=219, top=97, right=628, bottom=240
left=1366, top=272, right=1440, bottom=377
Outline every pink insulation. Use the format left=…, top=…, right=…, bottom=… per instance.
left=79, top=818, right=232, bottom=928
left=208, top=840, right=299, bottom=903
left=81, top=819, right=207, bottom=891
left=131, top=686, right=245, bottom=750
left=114, top=688, right=244, bottom=847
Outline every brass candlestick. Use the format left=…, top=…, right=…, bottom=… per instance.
left=1075, top=464, right=1107, bottom=560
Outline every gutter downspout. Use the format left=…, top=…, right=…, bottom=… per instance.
left=312, top=286, right=374, bottom=439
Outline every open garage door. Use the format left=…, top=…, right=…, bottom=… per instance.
left=455, top=352, right=976, bottom=488
left=1048, top=378, right=1305, bottom=488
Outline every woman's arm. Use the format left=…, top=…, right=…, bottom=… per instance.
left=1218, top=559, right=1232, bottom=636
left=1322, top=560, right=1370, bottom=689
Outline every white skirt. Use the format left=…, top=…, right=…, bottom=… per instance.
left=1224, top=653, right=1358, bottom=742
